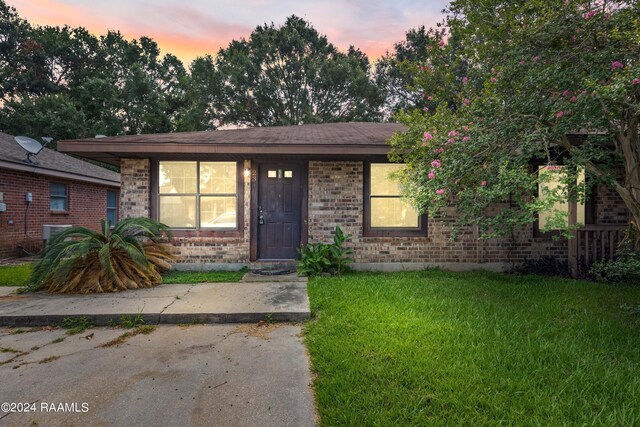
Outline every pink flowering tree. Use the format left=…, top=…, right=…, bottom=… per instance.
left=390, top=0, right=640, bottom=247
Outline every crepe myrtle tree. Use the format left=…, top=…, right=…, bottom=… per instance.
left=389, top=0, right=640, bottom=248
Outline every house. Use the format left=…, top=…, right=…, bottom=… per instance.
left=0, top=132, right=120, bottom=259
left=57, top=123, right=629, bottom=273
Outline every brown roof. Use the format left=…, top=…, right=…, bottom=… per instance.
left=58, top=122, right=407, bottom=163
left=0, top=132, right=120, bottom=186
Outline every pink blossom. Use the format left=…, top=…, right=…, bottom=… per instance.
left=556, top=111, right=564, bottom=118
left=562, top=90, right=571, bottom=97
left=436, top=189, right=445, bottom=195
left=481, top=181, right=487, bottom=187
left=428, top=170, right=436, bottom=179
left=448, top=130, right=457, bottom=137
left=463, top=98, right=470, bottom=106
left=533, top=56, right=539, bottom=62
left=632, top=78, right=640, bottom=85
left=490, top=77, right=497, bottom=83
left=463, top=126, right=469, bottom=131
left=423, top=107, right=429, bottom=112
left=569, top=96, right=577, bottom=102
left=611, top=61, right=624, bottom=71
left=422, top=142, right=427, bottom=147
left=424, top=132, right=433, bottom=140
left=583, top=10, right=597, bottom=20
left=433, top=148, right=444, bottom=154
left=447, top=138, right=455, bottom=144
left=427, top=95, right=434, bottom=100
left=518, top=60, right=525, bottom=65
left=431, top=159, right=441, bottom=168
left=462, top=136, right=470, bottom=142
left=462, top=76, right=469, bottom=84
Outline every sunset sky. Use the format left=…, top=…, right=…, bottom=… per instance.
left=9, top=0, right=449, bottom=65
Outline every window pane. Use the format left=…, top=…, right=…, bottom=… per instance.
left=50, top=197, right=67, bottom=211
left=200, top=196, right=237, bottom=228
left=200, top=162, right=236, bottom=194
left=371, top=197, right=419, bottom=228
left=159, top=195, right=196, bottom=228
left=107, top=190, right=117, bottom=208
left=107, top=208, right=117, bottom=225
left=538, top=166, right=585, bottom=229
left=370, top=163, right=403, bottom=196
left=159, top=162, right=197, bottom=194
left=50, top=183, right=67, bottom=197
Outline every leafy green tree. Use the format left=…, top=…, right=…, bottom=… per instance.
left=175, top=55, right=222, bottom=131
left=216, top=15, right=382, bottom=126
left=390, top=0, right=640, bottom=248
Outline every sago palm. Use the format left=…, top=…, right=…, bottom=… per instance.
left=28, top=217, right=175, bottom=293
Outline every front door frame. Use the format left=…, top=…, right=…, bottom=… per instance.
left=249, top=160, right=308, bottom=261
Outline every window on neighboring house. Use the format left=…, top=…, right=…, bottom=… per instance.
left=158, top=161, right=238, bottom=229
left=537, top=165, right=586, bottom=230
left=50, top=182, right=68, bottom=211
left=107, top=190, right=118, bottom=225
left=364, top=163, right=427, bottom=237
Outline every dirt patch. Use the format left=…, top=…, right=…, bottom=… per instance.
left=233, top=321, right=285, bottom=340
left=38, top=355, right=60, bottom=364
left=100, top=325, right=157, bottom=348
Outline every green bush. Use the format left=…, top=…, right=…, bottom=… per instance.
left=298, top=226, right=353, bottom=276
left=590, top=249, right=640, bottom=283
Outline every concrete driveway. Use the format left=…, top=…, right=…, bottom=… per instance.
left=0, top=324, right=316, bottom=426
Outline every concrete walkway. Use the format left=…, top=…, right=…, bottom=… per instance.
left=0, top=324, right=317, bottom=426
left=0, top=279, right=310, bottom=327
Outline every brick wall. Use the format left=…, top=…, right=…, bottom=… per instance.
left=119, top=159, right=150, bottom=219
left=0, top=168, right=119, bottom=259
left=117, top=158, right=628, bottom=270
left=308, top=161, right=568, bottom=268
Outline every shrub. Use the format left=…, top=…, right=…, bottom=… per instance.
left=28, top=218, right=175, bottom=293
left=590, top=249, right=640, bottom=283
left=510, top=256, right=569, bottom=277
left=298, top=226, right=353, bottom=276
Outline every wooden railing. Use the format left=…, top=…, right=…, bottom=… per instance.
left=569, top=225, right=624, bottom=277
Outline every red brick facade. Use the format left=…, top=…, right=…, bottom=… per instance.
left=120, top=158, right=629, bottom=271
left=0, top=169, right=119, bottom=258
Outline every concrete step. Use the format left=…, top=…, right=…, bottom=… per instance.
left=242, top=272, right=307, bottom=283
left=0, top=282, right=310, bottom=327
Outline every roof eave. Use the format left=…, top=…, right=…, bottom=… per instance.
left=0, top=159, right=120, bottom=187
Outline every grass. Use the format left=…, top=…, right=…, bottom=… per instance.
left=0, top=263, right=245, bottom=287
left=0, top=263, right=32, bottom=286
left=101, top=325, right=156, bottom=347
left=304, top=270, right=640, bottom=426
left=61, top=316, right=93, bottom=335
left=161, top=267, right=247, bottom=284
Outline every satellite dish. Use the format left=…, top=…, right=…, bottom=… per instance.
left=15, top=136, right=43, bottom=155
left=14, top=136, right=54, bottom=164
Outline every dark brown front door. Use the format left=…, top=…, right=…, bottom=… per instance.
left=257, top=163, right=303, bottom=260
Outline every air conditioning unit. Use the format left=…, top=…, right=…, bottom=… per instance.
left=42, top=224, right=72, bottom=241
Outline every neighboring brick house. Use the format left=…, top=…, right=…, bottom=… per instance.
left=0, top=132, right=120, bottom=259
left=58, top=123, right=628, bottom=273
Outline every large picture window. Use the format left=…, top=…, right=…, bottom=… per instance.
left=364, top=163, right=427, bottom=237
left=537, top=165, right=585, bottom=230
left=158, top=161, right=238, bottom=229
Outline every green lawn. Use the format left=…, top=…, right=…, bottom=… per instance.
left=0, top=263, right=32, bottom=286
left=304, top=270, right=640, bottom=426
left=161, top=268, right=247, bottom=284
left=0, top=263, right=245, bottom=287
